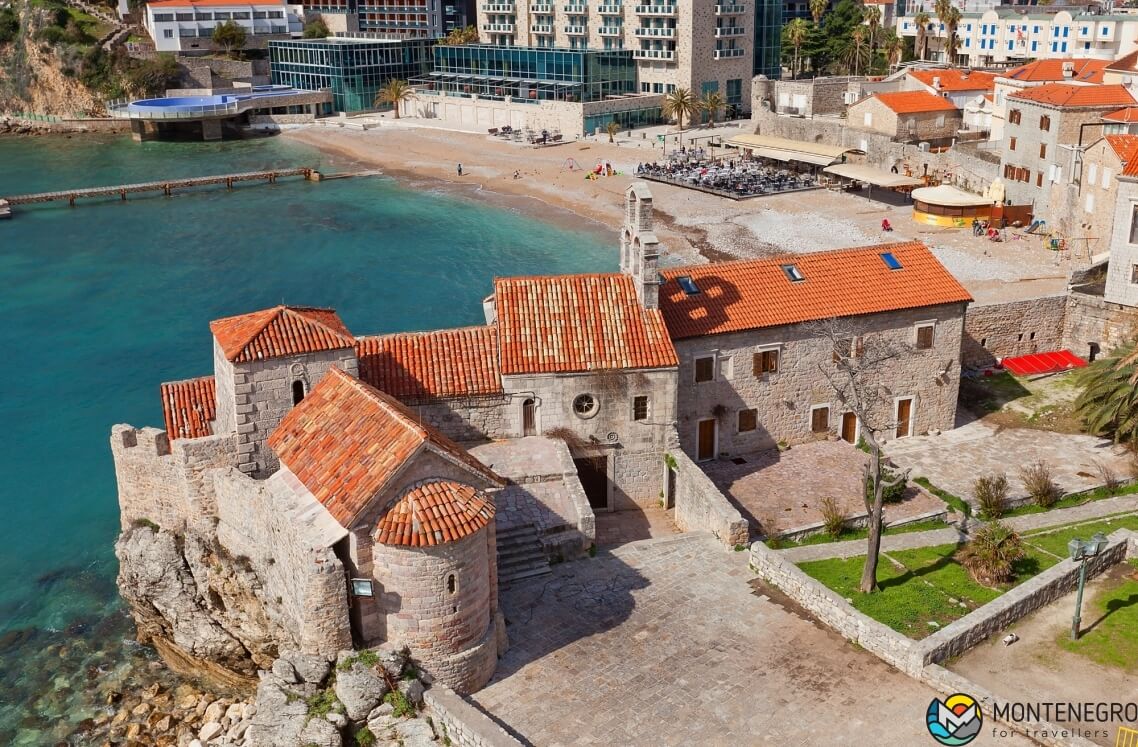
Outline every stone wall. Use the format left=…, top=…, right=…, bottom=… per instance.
left=769, top=77, right=859, bottom=117
left=1064, top=290, right=1138, bottom=359
left=672, top=304, right=966, bottom=458
left=213, top=467, right=353, bottom=659
left=669, top=437, right=749, bottom=548
left=962, top=295, right=1067, bottom=368
left=403, top=396, right=512, bottom=443
left=423, top=683, right=523, bottom=747
left=1104, top=176, right=1138, bottom=307
left=847, top=96, right=963, bottom=143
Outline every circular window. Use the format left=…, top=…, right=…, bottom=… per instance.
left=573, top=393, right=599, bottom=419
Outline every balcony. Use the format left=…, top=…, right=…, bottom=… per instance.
left=634, top=3, right=676, bottom=15
left=714, top=26, right=744, bottom=36
left=714, top=3, right=744, bottom=14
left=714, top=47, right=745, bottom=58
left=529, top=2, right=552, bottom=10
left=598, top=25, right=622, bottom=35
left=597, top=3, right=622, bottom=12
left=531, top=22, right=553, bottom=32
left=563, top=3, right=587, bottom=11
left=565, top=23, right=588, bottom=33
left=481, top=22, right=515, bottom=31
left=635, top=26, right=674, bottom=37
left=632, top=47, right=675, bottom=59
left=480, top=2, right=515, bottom=10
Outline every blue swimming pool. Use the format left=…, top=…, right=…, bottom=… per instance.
left=126, top=85, right=307, bottom=114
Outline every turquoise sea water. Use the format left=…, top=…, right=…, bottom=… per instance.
left=0, top=133, right=616, bottom=742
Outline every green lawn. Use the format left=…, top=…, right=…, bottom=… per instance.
left=1023, top=514, right=1138, bottom=557
left=773, top=519, right=950, bottom=548
left=1057, top=560, right=1138, bottom=672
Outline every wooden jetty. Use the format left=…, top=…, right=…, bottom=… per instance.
left=1, top=168, right=324, bottom=213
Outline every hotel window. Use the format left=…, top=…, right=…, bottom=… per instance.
left=632, top=395, right=650, bottom=421
left=810, top=405, right=830, bottom=434
left=753, top=348, right=779, bottom=375
left=737, top=409, right=757, bottom=433
left=915, top=322, right=935, bottom=349
left=694, top=356, right=715, bottom=383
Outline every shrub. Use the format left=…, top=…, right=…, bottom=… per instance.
left=355, top=727, right=377, bottom=746
left=1019, top=461, right=1060, bottom=508
left=384, top=689, right=415, bottom=718
left=866, top=466, right=907, bottom=505
left=957, top=521, right=1026, bottom=586
left=131, top=517, right=160, bottom=532
left=306, top=688, right=338, bottom=720
left=1095, top=460, right=1121, bottom=496
left=0, top=8, right=19, bottom=44
left=820, top=496, right=846, bottom=538
left=973, top=473, right=1009, bottom=519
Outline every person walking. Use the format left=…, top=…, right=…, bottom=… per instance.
left=457, top=163, right=463, bottom=176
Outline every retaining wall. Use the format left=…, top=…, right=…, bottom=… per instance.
left=668, top=436, right=749, bottom=548
left=423, top=683, right=523, bottom=747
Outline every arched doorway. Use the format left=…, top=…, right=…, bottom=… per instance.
left=522, top=398, right=536, bottom=436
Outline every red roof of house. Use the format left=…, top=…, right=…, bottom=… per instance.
left=209, top=306, right=354, bottom=364
left=1104, top=107, right=1138, bottom=123
left=1106, top=50, right=1138, bottom=75
left=149, top=0, right=282, bottom=7
left=909, top=69, right=997, bottom=93
left=1009, top=83, right=1135, bottom=108
left=376, top=479, right=494, bottom=547
left=1104, top=134, right=1138, bottom=166
left=871, top=91, right=959, bottom=115
left=1123, top=152, right=1138, bottom=178
left=268, top=367, right=502, bottom=526
left=493, top=273, right=678, bottom=375
left=657, top=242, right=972, bottom=340
left=1004, top=58, right=1109, bottom=84
left=161, top=376, right=216, bottom=440
left=356, top=326, right=502, bottom=401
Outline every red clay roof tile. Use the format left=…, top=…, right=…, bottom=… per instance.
left=871, top=91, right=959, bottom=114
left=356, top=326, right=502, bottom=401
left=1104, top=106, right=1138, bottom=123
left=658, top=242, right=972, bottom=340
left=209, top=305, right=354, bottom=363
left=909, top=69, right=997, bottom=93
left=268, top=367, right=502, bottom=526
left=376, top=479, right=494, bottom=547
left=161, top=376, right=216, bottom=440
left=1105, top=134, right=1138, bottom=165
left=494, top=273, right=678, bottom=375
left=1009, top=83, right=1135, bottom=108
left=1005, top=58, right=1108, bottom=84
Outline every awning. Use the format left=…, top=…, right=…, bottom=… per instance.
left=724, top=133, right=858, bottom=162
left=911, top=184, right=992, bottom=207
left=753, top=147, right=838, bottom=166
left=1001, top=350, right=1087, bottom=377
left=823, top=163, right=923, bottom=188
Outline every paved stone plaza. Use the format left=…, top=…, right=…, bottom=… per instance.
left=885, top=419, right=1132, bottom=505
left=472, top=533, right=1030, bottom=745
left=702, top=441, right=945, bottom=535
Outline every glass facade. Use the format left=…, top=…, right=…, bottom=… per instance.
left=419, top=45, right=637, bottom=103
left=753, top=0, right=782, bottom=79
left=269, top=38, right=435, bottom=112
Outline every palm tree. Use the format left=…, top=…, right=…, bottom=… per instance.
left=914, top=11, right=931, bottom=61
left=700, top=90, right=726, bottom=126
left=958, top=522, right=1026, bottom=586
left=375, top=79, right=414, bottom=118
left=844, top=26, right=870, bottom=76
left=809, top=0, right=827, bottom=25
left=933, top=0, right=951, bottom=62
left=1075, top=341, right=1138, bottom=445
left=943, top=6, right=962, bottom=65
left=605, top=120, right=620, bottom=143
left=882, top=28, right=904, bottom=69
left=785, top=18, right=810, bottom=78
left=662, top=87, right=697, bottom=146
left=862, top=5, right=882, bottom=59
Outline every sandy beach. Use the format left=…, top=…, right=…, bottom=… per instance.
left=284, top=123, right=1074, bottom=304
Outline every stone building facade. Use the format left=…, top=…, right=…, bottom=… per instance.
left=1051, top=133, right=1138, bottom=249
left=846, top=91, right=963, bottom=144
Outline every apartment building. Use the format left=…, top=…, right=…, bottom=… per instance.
left=475, top=0, right=754, bottom=108
left=145, top=0, right=301, bottom=52
left=299, top=0, right=469, bottom=38
left=988, top=58, right=1109, bottom=141
left=896, top=8, right=1138, bottom=69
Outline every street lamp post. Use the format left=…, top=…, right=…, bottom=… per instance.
left=1068, top=532, right=1108, bottom=641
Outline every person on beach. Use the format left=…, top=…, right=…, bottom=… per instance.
left=457, top=163, right=463, bottom=176
left=513, top=170, right=521, bottom=179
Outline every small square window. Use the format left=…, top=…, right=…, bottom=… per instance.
left=916, top=324, right=934, bottom=349
left=694, top=356, right=714, bottom=383
left=737, top=409, right=757, bottom=433
left=632, top=395, right=649, bottom=421
left=811, top=406, right=830, bottom=434
left=753, top=348, right=779, bottom=375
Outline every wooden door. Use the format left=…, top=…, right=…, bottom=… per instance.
left=522, top=398, right=536, bottom=436
left=841, top=412, right=857, bottom=444
left=574, top=456, right=609, bottom=510
left=697, top=419, right=716, bottom=462
left=896, top=398, right=913, bottom=438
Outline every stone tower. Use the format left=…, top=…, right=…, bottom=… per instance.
left=621, top=182, right=661, bottom=309
left=210, top=305, right=359, bottom=477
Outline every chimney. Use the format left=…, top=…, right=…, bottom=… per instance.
left=1063, top=61, right=1075, bottom=78
left=932, top=76, right=942, bottom=89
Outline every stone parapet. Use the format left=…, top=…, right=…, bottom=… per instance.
left=669, top=435, right=748, bottom=548
left=424, top=682, right=523, bottom=747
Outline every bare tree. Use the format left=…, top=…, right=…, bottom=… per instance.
left=806, top=319, right=912, bottom=593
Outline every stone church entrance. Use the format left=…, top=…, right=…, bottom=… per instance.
left=574, top=455, right=610, bottom=511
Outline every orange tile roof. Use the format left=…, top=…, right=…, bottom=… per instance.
left=268, top=367, right=502, bottom=526
left=1009, top=83, right=1135, bottom=108
left=1123, top=153, right=1138, bottom=178
left=161, top=376, right=216, bottom=440
left=209, top=305, right=354, bottom=364
left=871, top=91, right=958, bottom=115
left=1106, top=50, right=1138, bottom=75
left=658, top=242, right=972, bottom=340
left=356, top=326, right=502, bottom=401
left=376, top=479, right=494, bottom=547
left=149, top=0, right=282, bottom=6
left=1104, top=107, right=1138, bottom=123
left=1104, top=134, right=1138, bottom=165
left=493, top=273, right=678, bottom=375
left=1005, top=58, right=1108, bottom=84
left=909, top=69, right=997, bottom=93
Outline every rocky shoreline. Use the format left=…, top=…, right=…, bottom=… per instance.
left=0, top=115, right=128, bottom=136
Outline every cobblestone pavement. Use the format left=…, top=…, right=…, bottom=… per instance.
left=884, top=419, right=1131, bottom=504
left=594, top=506, right=678, bottom=547
left=472, top=533, right=1031, bottom=746
left=701, top=441, right=944, bottom=535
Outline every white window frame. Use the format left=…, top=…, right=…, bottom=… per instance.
left=1088, top=163, right=1098, bottom=184
left=809, top=403, right=831, bottom=435
left=718, top=354, right=734, bottom=381
left=863, top=111, right=873, bottom=127
left=914, top=320, right=936, bottom=349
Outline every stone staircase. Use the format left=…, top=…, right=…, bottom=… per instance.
left=496, top=524, right=551, bottom=585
